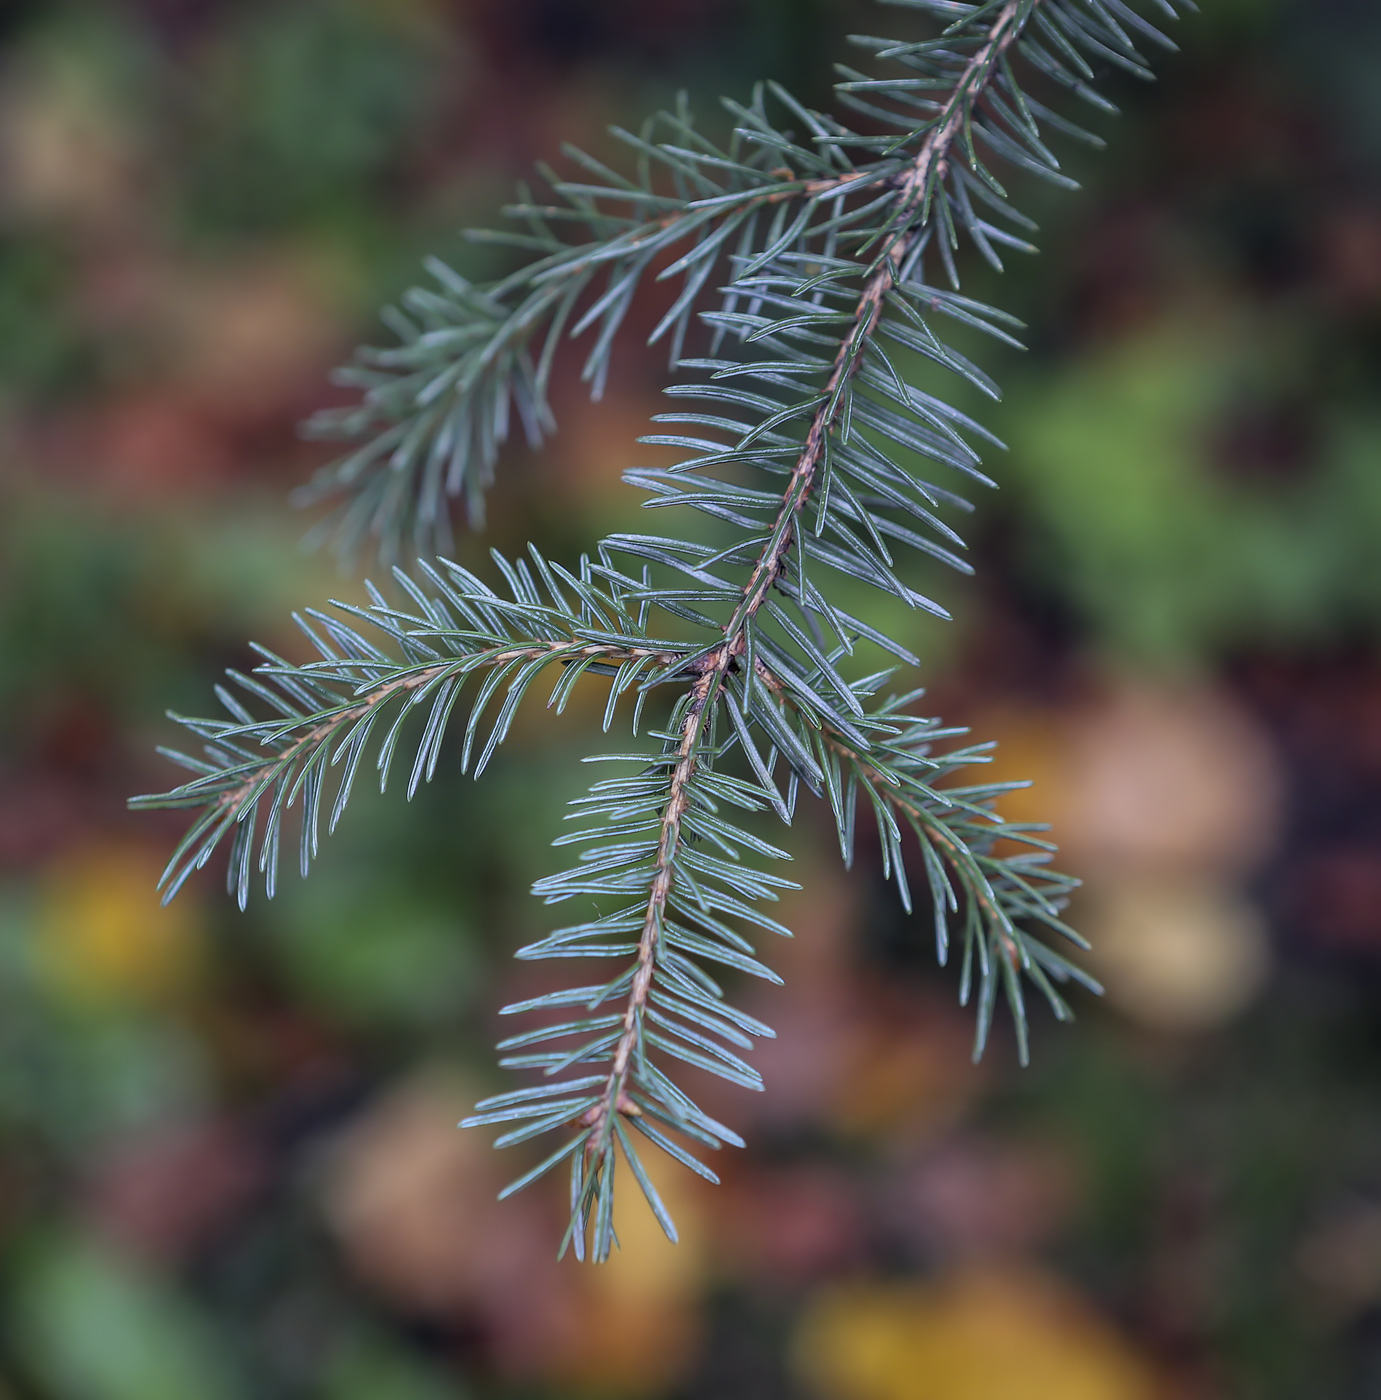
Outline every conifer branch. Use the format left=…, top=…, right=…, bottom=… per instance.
left=136, top=0, right=1192, bottom=1258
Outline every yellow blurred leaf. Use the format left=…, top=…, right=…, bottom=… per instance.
left=551, top=1144, right=708, bottom=1395
left=957, top=706, right=1072, bottom=863
left=795, top=1267, right=1159, bottom=1400
left=37, top=843, right=202, bottom=1004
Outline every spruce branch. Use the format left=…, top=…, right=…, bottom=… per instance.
left=555, top=5, right=1034, bottom=1238
left=136, top=0, right=1192, bottom=1258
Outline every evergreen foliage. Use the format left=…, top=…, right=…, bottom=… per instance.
left=133, top=0, right=1191, bottom=1260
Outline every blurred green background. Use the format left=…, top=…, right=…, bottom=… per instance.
left=2, top=1, right=1381, bottom=1397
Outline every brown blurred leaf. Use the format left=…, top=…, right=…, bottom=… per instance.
left=85, top=1116, right=267, bottom=1263
left=323, top=1067, right=707, bottom=1392
left=880, top=1138, right=1077, bottom=1263
left=1061, top=684, right=1282, bottom=879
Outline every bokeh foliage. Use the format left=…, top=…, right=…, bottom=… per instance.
left=1, top=0, right=1381, bottom=1397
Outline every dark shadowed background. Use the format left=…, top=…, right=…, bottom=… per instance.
left=2, top=1, right=1381, bottom=1397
